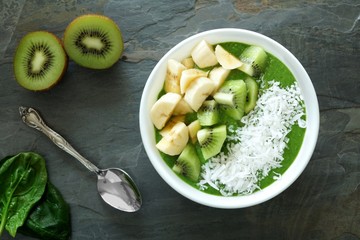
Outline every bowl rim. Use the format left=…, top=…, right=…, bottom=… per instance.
left=139, top=28, right=319, bottom=209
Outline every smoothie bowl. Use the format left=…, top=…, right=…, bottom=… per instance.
left=139, top=28, right=319, bottom=208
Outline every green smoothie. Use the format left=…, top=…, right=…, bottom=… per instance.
left=155, top=41, right=306, bottom=196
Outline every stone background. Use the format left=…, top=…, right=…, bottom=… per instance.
left=0, top=0, right=359, bottom=239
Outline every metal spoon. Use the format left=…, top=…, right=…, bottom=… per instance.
left=19, top=106, right=142, bottom=212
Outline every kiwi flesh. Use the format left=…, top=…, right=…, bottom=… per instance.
left=244, top=77, right=259, bottom=114
left=213, top=92, right=234, bottom=106
left=63, top=14, right=123, bottom=69
left=172, top=143, right=201, bottom=182
left=197, top=125, right=227, bottom=160
left=239, top=45, right=268, bottom=77
left=197, top=100, right=219, bottom=126
left=13, top=31, right=68, bottom=91
left=217, top=80, right=247, bottom=120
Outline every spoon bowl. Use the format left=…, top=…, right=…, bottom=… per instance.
left=97, top=168, right=141, bottom=212
left=19, top=106, right=142, bottom=212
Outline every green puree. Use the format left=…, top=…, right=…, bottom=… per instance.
left=155, top=42, right=306, bottom=196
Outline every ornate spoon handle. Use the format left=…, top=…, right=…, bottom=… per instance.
left=19, top=106, right=100, bottom=174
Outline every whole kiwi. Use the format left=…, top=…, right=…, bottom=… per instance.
left=13, top=31, right=68, bottom=91
left=63, top=14, right=123, bottom=69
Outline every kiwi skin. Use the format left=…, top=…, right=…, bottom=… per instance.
left=63, top=14, right=123, bottom=69
left=13, top=31, right=68, bottom=91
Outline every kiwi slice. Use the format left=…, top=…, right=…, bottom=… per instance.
left=244, top=77, right=259, bottom=114
left=63, top=14, right=123, bottom=69
left=13, top=31, right=67, bottom=91
left=197, top=125, right=227, bottom=160
left=172, top=143, right=201, bottom=182
left=197, top=100, right=219, bottom=126
left=239, top=45, right=268, bottom=77
left=217, top=80, right=247, bottom=120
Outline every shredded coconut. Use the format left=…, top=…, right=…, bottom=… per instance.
left=198, top=81, right=306, bottom=196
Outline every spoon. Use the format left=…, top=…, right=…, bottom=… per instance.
left=19, top=106, right=142, bottom=212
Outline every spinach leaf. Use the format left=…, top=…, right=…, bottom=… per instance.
left=0, top=152, right=47, bottom=237
left=19, top=182, right=71, bottom=240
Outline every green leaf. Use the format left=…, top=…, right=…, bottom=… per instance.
left=19, top=182, right=71, bottom=240
left=0, top=152, right=47, bottom=237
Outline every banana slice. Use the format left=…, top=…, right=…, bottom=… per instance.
left=191, top=40, right=218, bottom=68
left=173, top=98, right=193, bottom=115
left=214, top=45, right=243, bottom=70
left=164, top=59, right=187, bottom=94
left=156, top=122, right=189, bottom=156
left=209, top=66, right=230, bottom=94
left=180, top=68, right=208, bottom=94
left=150, top=92, right=182, bottom=130
left=184, top=77, right=215, bottom=112
left=159, top=115, right=186, bottom=137
left=181, top=57, right=195, bottom=69
left=188, top=119, right=201, bottom=143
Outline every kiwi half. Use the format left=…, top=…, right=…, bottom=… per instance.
left=13, top=31, right=67, bottom=91
left=63, top=14, right=123, bottom=69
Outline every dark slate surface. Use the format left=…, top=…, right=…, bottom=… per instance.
left=0, top=1, right=359, bottom=239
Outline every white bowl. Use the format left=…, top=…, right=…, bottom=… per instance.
left=139, top=28, right=319, bottom=208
